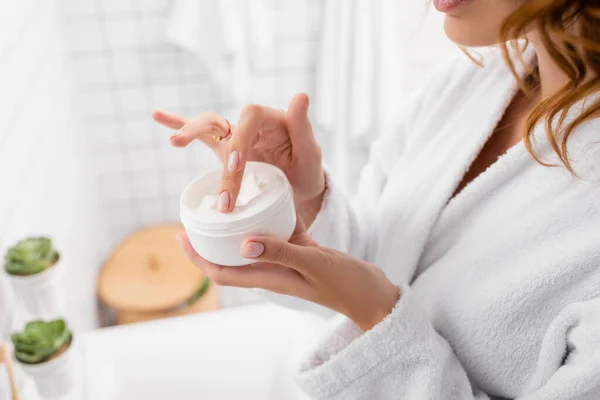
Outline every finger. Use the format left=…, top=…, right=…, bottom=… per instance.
left=152, top=110, right=222, bottom=150
left=218, top=105, right=286, bottom=213
left=170, top=112, right=229, bottom=149
left=240, top=235, right=320, bottom=274
left=152, top=109, right=189, bottom=130
left=176, top=233, right=306, bottom=295
left=286, top=93, right=318, bottom=151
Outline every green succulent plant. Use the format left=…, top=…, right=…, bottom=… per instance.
left=11, top=319, right=72, bottom=364
left=4, top=237, right=59, bottom=276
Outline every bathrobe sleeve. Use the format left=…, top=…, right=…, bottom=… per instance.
left=296, top=285, right=600, bottom=400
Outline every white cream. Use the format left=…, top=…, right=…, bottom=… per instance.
left=180, top=162, right=296, bottom=266
left=195, top=169, right=284, bottom=218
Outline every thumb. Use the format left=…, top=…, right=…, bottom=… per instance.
left=286, top=93, right=315, bottom=148
left=241, top=236, right=314, bottom=271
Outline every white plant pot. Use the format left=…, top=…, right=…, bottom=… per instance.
left=17, top=339, right=75, bottom=399
left=6, top=260, right=65, bottom=318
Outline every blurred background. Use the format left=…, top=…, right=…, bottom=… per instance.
left=0, top=0, right=457, bottom=398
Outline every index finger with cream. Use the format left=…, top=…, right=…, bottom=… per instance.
left=219, top=105, right=286, bottom=213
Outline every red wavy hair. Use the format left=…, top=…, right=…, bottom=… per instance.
left=499, top=0, right=600, bottom=172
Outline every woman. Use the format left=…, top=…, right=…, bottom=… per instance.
left=153, top=0, right=600, bottom=398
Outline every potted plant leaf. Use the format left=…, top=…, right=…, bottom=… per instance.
left=4, top=237, right=64, bottom=317
left=11, top=319, right=75, bottom=398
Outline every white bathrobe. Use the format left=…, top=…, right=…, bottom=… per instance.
left=296, top=48, right=600, bottom=399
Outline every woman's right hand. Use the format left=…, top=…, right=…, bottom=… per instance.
left=152, top=93, right=326, bottom=225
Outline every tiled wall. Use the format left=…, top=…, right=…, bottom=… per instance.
left=59, top=0, right=325, bottom=246
left=0, top=0, right=108, bottom=332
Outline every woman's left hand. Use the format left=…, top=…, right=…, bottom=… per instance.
left=176, top=218, right=400, bottom=331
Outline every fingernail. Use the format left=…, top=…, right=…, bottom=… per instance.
left=228, top=151, right=239, bottom=172
left=218, top=191, right=230, bottom=211
left=242, top=242, right=264, bottom=258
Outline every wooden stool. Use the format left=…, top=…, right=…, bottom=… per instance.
left=98, top=224, right=219, bottom=325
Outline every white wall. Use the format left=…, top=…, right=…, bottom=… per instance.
left=0, top=0, right=108, bottom=333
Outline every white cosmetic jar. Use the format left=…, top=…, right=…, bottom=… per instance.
left=180, top=162, right=296, bottom=266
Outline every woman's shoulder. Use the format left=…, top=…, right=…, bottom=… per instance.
left=537, top=92, right=600, bottom=179
left=567, top=117, right=600, bottom=180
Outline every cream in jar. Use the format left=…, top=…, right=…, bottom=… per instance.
left=180, top=162, right=296, bottom=266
